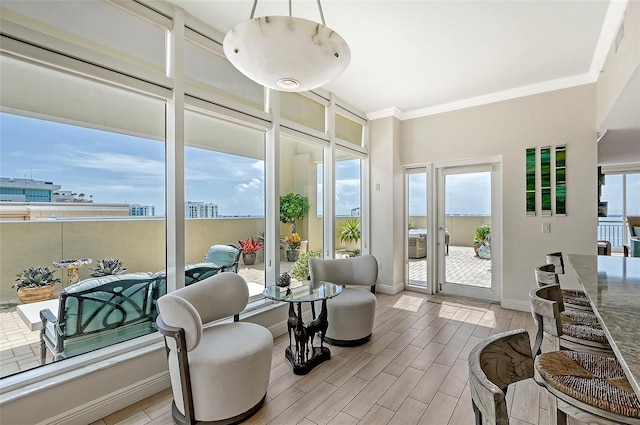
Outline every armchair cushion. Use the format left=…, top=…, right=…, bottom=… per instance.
left=156, top=272, right=272, bottom=423
left=309, top=255, right=378, bottom=346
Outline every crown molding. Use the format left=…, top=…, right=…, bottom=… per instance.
left=367, top=73, right=596, bottom=122
left=366, top=107, right=404, bottom=121
left=367, top=0, right=628, bottom=123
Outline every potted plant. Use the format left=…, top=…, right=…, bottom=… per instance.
left=284, top=233, right=302, bottom=262
left=338, top=217, right=361, bottom=251
left=290, top=250, right=322, bottom=281
left=279, top=193, right=310, bottom=234
left=238, top=236, right=263, bottom=265
left=90, top=258, right=127, bottom=277
left=13, top=266, right=60, bottom=303
left=473, top=224, right=491, bottom=257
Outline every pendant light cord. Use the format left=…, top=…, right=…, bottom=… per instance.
left=249, top=0, right=327, bottom=25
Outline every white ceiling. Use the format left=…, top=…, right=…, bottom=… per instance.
left=170, top=0, right=638, bottom=168
left=170, top=0, right=622, bottom=119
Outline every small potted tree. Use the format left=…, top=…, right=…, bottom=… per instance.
left=280, top=193, right=310, bottom=261
left=13, top=266, right=60, bottom=303
left=473, top=224, right=491, bottom=257
left=238, top=236, right=264, bottom=265
left=280, top=192, right=310, bottom=234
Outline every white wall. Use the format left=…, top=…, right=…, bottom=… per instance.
left=370, top=116, right=405, bottom=294
left=370, top=84, right=598, bottom=307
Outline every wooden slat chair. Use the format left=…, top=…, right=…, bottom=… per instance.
left=529, top=284, right=611, bottom=356
left=529, top=285, right=640, bottom=425
left=468, top=329, right=534, bottom=425
left=537, top=261, right=591, bottom=311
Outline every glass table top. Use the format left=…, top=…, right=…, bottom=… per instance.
left=263, top=281, right=342, bottom=303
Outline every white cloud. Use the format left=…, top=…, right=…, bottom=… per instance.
left=236, top=178, right=262, bottom=192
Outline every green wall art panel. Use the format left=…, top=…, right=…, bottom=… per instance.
left=556, top=145, right=566, bottom=215
left=540, top=147, right=551, bottom=216
left=526, top=145, right=567, bottom=217
left=526, top=148, right=536, bottom=216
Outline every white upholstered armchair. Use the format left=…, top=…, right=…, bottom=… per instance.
left=156, top=272, right=273, bottom=424
left=308, top=255, right=378, bottom=346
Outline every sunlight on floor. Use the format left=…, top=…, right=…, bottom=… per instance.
left=392, top=294, right=426, bottom=312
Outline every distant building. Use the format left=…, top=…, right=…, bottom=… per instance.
left=351, top=207, right=361, bottom=216
left=0, top=177, right=60, bottom=202
left=185, top=201, right=218, bottom=218
left=129, top=204, right=155, bottom=216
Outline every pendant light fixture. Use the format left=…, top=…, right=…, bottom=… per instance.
left=223, top=0, right=351, bottom=92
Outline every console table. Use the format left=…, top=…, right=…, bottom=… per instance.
left=263, top=281, right=342, bottom=375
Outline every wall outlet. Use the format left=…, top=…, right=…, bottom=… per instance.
left=542, top=223, right=551, bottom=233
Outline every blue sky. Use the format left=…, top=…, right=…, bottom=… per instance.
left=3, top=112, right=637, bottom=218
left=408, top=171, right=492, bottom=216
left=0, top=113, right=361, bottom=216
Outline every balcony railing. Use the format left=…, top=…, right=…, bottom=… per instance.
left=598, top=220, right=628, bottom=248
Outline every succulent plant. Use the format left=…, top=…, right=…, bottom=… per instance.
left=90, top=258, right=127, bottom=277
left=13, top=266, right=61, bottom=289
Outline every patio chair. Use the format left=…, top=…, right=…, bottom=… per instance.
left=40, top=273, right=161, bottom=363
left=597, top=240, right=612, bottom=255
left=204, top=244, right=242, bottom=272
left=627, top=216, right=640, bottom=238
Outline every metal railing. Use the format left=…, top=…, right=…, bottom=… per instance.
left=598, top=220, right=626, bottom=248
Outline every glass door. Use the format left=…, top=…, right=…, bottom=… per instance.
left=405, top=167, right=429, bottom=290
left=437, top=163, right=500, bottom=301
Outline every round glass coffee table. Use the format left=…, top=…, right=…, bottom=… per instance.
left=263, top=281, right=342, bottom=375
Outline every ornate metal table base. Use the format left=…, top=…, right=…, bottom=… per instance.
left=286, top=299, right=330, bottom=375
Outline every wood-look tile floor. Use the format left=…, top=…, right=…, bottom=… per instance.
left=92, top=291, right=588, bottom=425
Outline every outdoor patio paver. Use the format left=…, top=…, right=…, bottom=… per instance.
left=409, top=245, right=491, bottom=288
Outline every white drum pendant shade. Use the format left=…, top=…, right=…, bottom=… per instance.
left=223, top=16, right=351, bottom=92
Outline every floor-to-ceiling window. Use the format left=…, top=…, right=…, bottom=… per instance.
left=599, top=172, right=640, bottom=249
left=0, top=1, right=368, bottom=409
left=184, top=110, right=266, bottom=301
left=0, top=55, right=167, bottom=376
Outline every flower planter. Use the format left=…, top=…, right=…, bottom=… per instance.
left=243, top=252, right=256, bottom=266
left=17, top=285, right=55, bottom=304
left=286, top=249, right=300, bottom=262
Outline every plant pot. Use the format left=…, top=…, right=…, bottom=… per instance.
left=286, top=249, right=300, bottom=262
left=17, top=285, right=55, bottom=304
left=243, top=252, right=256, bottom=266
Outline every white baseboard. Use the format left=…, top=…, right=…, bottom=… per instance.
left=501, top=298, right=530, bottom=312
left=40, top=372, right=170, bottom=425
left=375, top=282, right=404, bottom=295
